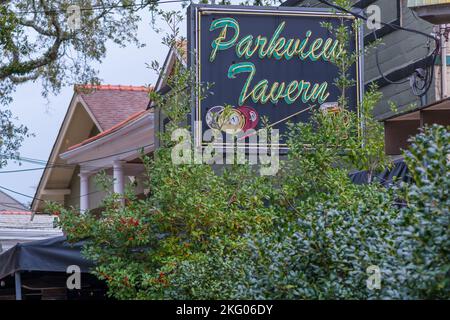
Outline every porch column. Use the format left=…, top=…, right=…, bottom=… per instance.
left=79, top=172, right=89, bottom=213
left=113, top=160, right=125, bottom=204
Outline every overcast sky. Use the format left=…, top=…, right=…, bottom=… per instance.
left=1, top=2, right=187, bottom=207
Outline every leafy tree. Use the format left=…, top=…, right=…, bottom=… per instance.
left=0, top=1, right=281, bottom=166
left=0, top=0, right=160, bottom=166
left=0, top=0, right=163, bottom=103
left=0, top=0, right=281, bottom=102
left=0, top=109, right=32, bottom=168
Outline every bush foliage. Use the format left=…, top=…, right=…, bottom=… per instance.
left=53, top=121, right=449, bottom=299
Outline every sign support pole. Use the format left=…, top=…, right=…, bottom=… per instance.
left=15, top=271, right=22, bottom=300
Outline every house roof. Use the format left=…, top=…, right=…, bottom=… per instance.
left=31, top=84, right=152, bottom=213
left=153, top=40, right=187, bottom=95
left=67, top=109, right=150, bottom=151
left=0, top=212, right=62, bottom=253
left=0, top=191, right=27, bottom=212
left=59, top=109, right=154, bottom=173
left=75, top=84, right=152, bottom=131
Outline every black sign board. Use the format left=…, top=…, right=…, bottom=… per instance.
left=188, top=4, right=363, bottom=150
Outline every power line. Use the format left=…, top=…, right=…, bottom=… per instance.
left=0, top=154, right=71, bottom=168
left=0, top=183, right=113, bottom=209
left=0, top=177, right=142, bottom=214
left=373, top=29, right=411, bottom=85
left=313, top=0, right=439, bottom=96
left=0, top=143, right=154, bottom=174
left=316, top=0, right=438, bottom=43
left=0, top=166, right=61, bottom=174
left=0, top=143, right=155, bottom=201
left=77, top=143, right=153, bottom=164
left=0, top=185, right=42, bottom=201
left=0, top=202, right=29, bottom=211
left=11, top=0, right=188, bottom=15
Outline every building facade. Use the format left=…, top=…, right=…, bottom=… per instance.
left=282, top=0, right=448, bottom=118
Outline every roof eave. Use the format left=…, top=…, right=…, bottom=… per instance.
left=60, top=111, right=153, bottom=162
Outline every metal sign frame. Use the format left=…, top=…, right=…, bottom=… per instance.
left=188, top=4, right=364, bottom=152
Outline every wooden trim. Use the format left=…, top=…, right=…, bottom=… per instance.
left=41, top=189, right=71, bottom=196
left=385, top=119, right=420, bottom=155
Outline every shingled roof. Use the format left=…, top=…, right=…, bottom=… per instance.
left=0, top=190, right=27, bottom=212
left=75, top=84, right=152, bottom=131
left=66, top=109, right=150, bottom=151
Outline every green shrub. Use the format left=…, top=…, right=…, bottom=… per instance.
left=381, top=125, right=450, bottom=299
left=157, top=125, right=449, bottom=300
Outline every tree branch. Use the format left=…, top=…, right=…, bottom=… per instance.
left=0, top=0, right=149, bottom=93
left=10, top=71, right=40, bottom=83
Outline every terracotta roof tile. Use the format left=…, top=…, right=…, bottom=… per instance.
left=75, top=84, right=151, bottom=92
left=74, top=84, right=152, bottom=131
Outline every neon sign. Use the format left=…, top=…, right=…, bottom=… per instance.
left=188, top=4, right=362, bottom=150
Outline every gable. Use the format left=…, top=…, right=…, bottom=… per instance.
left=76, top=85, right=151, bottom=130
left=31, top=94, right=101, bottom=213
left=31, top=85, right=152, bottom=213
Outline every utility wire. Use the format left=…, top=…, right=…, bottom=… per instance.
left=0, top=202, right=29, bottom=211
left=0, top=143, right=154, bottom=174
left=316, top=0, right=438, bottom=43
left=0, top=183, right=116, bottom=209
left=0, top=154, right=72, bottom=168
left=0, top=185, right=43, bottom=201
left=370, top=9, right=438, bottom=95
left=11, top=0, right=189, bottom=15
left=0, top=165, right=66, bottom=174
left=373, top=29, right=412, bottom=85
left=0, top=143, right=154, bottom=203
left=0, top=179, right=143, bottom=213
left=315, top=0, right=439, bottom=96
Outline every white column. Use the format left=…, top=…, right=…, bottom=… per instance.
left=79, top=171, right=89, bottom=213
left=113, top=160, right=125, bottom=204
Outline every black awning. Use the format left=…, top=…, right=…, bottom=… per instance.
left=349, top=159, right=412, bottom=186
left=0, top=236, right=94, bottom=280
